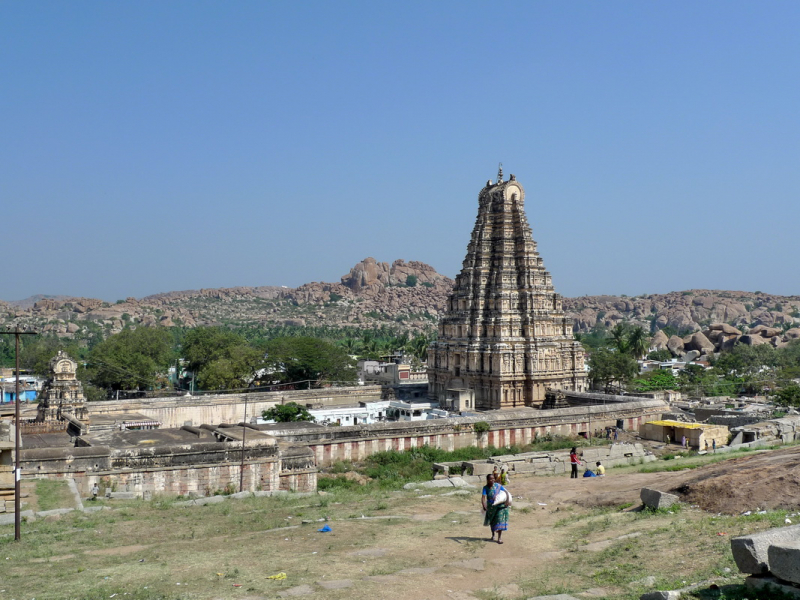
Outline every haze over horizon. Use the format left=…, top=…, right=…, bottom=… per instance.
left=3, top=2, right=799, bottom=302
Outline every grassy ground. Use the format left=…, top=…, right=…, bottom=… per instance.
left=0, top=479, right=793, bottom=599
left=34, top=479, right=76, bottom=511
left=2, top=441, right=796, bottom=600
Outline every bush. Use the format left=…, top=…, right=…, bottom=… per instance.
left=473, top=421, right=490, bottom=435
left=317, top=476, right=360, bottom=491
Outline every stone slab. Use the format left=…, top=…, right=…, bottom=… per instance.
left=277, top=584, right=315, bottom=597
left=404, top=479, right=454, bottom=490
left=449, top=477, right=476, bottom=489
left=230, top=491, right=253, bottom=499
left=362, top=575, right=400, bottom=583
left=349, top=548, right=388, bottom=557
left=745, top=574, right=800, bottom=598
left=639, top=592, right=680, bottom=600
left=0, top=509, right=34, bottom=526
left=67, top=478, right=84, bottom=511
left=768, top=541, right=800, bottom=584
left=640, top=488, right=679, bottom=510
left=480, top=583, right=519, bottom=599
left=730, top=523, right=800, bottom=574
left=316, top=579, right=353, bottom=589
left=186, top=495, right=227, bottom=506
left=462, top=461, right=495, bottom=476
left=442, top=490, right=472, bottom=496
left=525, top=595, right=580, bottom=600
left=397, top=567, right=439, bottom=575
left=36, top=508, right=75, bottom=517
left=108, top=491, right=139, bottom=500
left=448, top=557, right=485, bottom=571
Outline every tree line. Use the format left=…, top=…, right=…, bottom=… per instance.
left=579, top=322, right=800, bottom=405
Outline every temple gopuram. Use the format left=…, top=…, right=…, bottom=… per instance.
left=427, top=168, right=587, bottom=410
left=35, top=351, right=89, bottom=433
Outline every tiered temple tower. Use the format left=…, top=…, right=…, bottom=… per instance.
left=36, top=351, right=88, bottom=423
left=428, top=169, right=587, bottom=411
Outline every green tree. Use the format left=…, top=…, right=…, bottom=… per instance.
left=20, top=336, right=83, bottom=376
left=86, top=328, right=173, bottom=391
left=610, top=323, right=631, bottom=354
left=337, top=337, right=361, bottom=356
left=408, top=334, right=430, bottom=362
left=772, top=384, right=800, bottom=407
left=627, top=326, right=650, bottom=359
left=588, top=348, right=639, bottom=393
left=574, top=323, right=609, bottom=351
left=263, top=337, right=357, bottom=387
left=181, top=327, right=263, bottom=390
left=262, top=401, right=314, bottom=422
left=632, top=370, right=678, bottom=392
left=647, top=349, right=673, bottom=362
left=405, top=275, right=418, bottom=287
left=182, top=327, right=247, bottom=373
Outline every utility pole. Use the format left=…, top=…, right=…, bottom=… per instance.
left=0, top=329, right=37, bottom=541
left=239, top=395, right=248, bottom=492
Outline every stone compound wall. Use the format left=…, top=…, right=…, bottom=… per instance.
left=263, top=399, right=667, bottom=466
left=21, top=439, right=316, bottom=497
left=441, top=443, right=656, bottom=478
left=88, top=386, right=382, bottom=429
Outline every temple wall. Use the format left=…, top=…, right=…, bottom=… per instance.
left=21, top=440, right=316, bottom=496
left=88, top=386, right=382, bottom=429
left=268, top=399, right=666, bottom=465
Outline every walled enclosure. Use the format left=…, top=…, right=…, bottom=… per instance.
left=259, top=398, right=667, bottom=466
left=88, top=386, right=382, bottom=429
left=22, top=438, right=316, bottom=497
left=20, top=393, right=665, bottom=498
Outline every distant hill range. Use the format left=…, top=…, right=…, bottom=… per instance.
left=2, top=258, right=799, bottom=347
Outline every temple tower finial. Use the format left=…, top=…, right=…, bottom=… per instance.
left=497, top=163, right=503, bottom=184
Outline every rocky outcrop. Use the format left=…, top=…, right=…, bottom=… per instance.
left=340, top=258, right=451, bottom=292
left=667, top=336, right=685, bottom=356
left=3, top=265, right=798, bottom=353
left=651, top=330, right=669, bottom=350
left=688, top=332, right=715, bottom=354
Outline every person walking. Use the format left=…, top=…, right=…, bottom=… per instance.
left=499, top=466, right=510, bottom=486
left=569, top=447, right=580, bottom=479
left=481, top=473, right=511, bottom=544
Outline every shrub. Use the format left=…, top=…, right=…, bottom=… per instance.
left=473, top=421, right=490, bottom=435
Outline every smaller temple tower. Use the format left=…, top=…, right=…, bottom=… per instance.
left=36, top=351, right=88, bottom=424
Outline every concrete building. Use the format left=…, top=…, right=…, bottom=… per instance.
left=428, top=168, right=587, bottom=410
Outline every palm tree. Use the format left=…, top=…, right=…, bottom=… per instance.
left=627, top=326, right=650, bottom=359
left=338, top=337, right=360, bottom=356
left=610, top=323, right=630, bottom=354
left=409, top=334, right=430, bottom=362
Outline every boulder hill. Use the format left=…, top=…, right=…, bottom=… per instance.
left=2, top=259, right=798, bottom=344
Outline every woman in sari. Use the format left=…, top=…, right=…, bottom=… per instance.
left=481, top=473, right=511, bottom=544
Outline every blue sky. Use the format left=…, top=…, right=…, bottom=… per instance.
left=2, top=1, right=799, bottom=301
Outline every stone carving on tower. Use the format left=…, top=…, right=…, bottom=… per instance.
left=427, top=168, right=587, bottom=410
left=36, top=351, right=89, bottom=423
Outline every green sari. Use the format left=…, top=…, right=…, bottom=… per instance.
left=483, top=483, right=509, bottom=532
